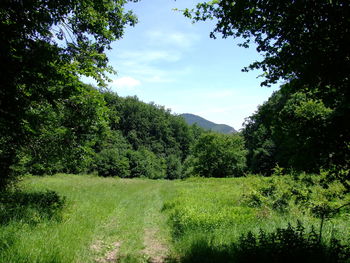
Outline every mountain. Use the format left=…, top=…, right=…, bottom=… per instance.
left=180, top=113, right=236, bottom=134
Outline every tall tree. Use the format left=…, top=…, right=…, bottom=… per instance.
left=184, top=0, right=350, bottom=88
left=0, top=0, right=138, bottom=189
left=189, top=133, right=247, bottom=178
left=184, top=0, right=350, bottom=181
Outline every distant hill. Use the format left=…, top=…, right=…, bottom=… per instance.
left=180, top=113, right=236, bottom=134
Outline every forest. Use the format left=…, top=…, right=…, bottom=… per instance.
left=0, top=0, right=349, bottom=262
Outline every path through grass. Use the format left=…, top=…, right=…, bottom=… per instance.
left=0, top=174, right=175, bottom=263
left=1, top=174, right=349, bottom=263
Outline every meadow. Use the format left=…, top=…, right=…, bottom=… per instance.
left=1, top=174, right=349, bottom=263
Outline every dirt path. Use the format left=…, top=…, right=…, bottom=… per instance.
left=88, top=180, right=175, bottom=263
left=143, top=227, right=169, bottom=263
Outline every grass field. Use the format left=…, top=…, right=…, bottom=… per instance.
left=1, top=174, right=349, bottom=262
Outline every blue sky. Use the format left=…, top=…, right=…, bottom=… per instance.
left=87, top=0, right=279, bottom=130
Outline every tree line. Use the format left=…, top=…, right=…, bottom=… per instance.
left=1, top=0, right=349, bottom=190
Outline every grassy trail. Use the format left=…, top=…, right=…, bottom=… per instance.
left=0, top=175, right=176, bottom=263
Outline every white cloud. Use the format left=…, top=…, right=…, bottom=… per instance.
left=146, top=30, right=199, bottom=49
left=111, top=76, right=141, bottom=90
left=117, top=50, right=181, bottom=63
left=110, top=30, right=197, bottom=88
left=200, top=89, right=236, bottom=99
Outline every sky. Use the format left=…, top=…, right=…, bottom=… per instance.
left=84, top=0, right=279, bottom=130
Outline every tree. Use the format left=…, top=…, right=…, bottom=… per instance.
left=243, top=83, right=334, bottom=175
left=104, top=94, right=193, bottom=161
left=185, top=0, right=350, bottom=181
left=126, top=148, right=166, bottom=179
left=190, top=132, right=247, bottom=178
left=184, top=0, right=350, bottom=88
left=0, top=0, right=138, bottom=189
left=12, top=84, right=110, bottom=175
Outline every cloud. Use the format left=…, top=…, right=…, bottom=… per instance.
left=200, top=89, right=236, bottom=99
left=111, top=30, right=197, bottom=86
left=146, top=30, right=199, bottom=49
left=117, top=50, right=181, bottom=63
left=111, top=76, right=141, bottom=90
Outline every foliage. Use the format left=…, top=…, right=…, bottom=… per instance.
left=185, top=0, right=350, bottom=185
left=103, top=93, right=193, bottom=161
left=0, top=0, right=137, bottom=189
left=95, top=148, right=130, bottom=178
left=189, top=133, right=247, bottom=177
left=12, top=84, right=110, bottom=176
left=234, top=223, right=350, bottom=263
left=0, top=190, right=65, bottom=225
left=165, top=154, right=183, bottom=180
left=242, top=82, right=345, bottom=175
left=183, top=0, right=350, bottom=89
left=127, top=148, right=166, bottom=179
left=180, top=223, right=350, bottom=263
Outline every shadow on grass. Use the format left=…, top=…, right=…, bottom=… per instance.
left=178, top=223, right=350, bottom=263
left=0, top=190, right=66, bottom=225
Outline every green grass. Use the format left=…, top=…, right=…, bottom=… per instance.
left=0, top=174, right=176, bottom=263
left=0, top=174, right=349, bottom=262
left=164, top=175, right=350, bottom=261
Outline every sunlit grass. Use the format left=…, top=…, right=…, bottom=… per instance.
left=1, top=174, right=349, bottom=262
left=0, top=174, right=175, bottom=263
left=165, top=175, right=350, bottom=259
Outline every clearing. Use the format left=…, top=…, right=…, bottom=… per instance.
left=0, top=174, right=349, bottom=263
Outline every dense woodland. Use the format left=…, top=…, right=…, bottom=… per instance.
left=1, top=0, right=349, bottom=190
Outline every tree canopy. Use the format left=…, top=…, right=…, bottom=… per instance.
left=0, top=0, right=137, bottom=189
left=184, top=0, right=350, bottom=88
left=184, top=0, right=350, bottom=184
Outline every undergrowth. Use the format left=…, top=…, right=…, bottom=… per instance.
left=164, top=174, right=350, bottom=262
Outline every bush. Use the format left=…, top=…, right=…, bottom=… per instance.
left=0, top=190, right=66, bottom=225
left=126, top=148, right=166, bottom=179
left=180, top=222, right=350, bottom=263
left=95, top=148, right=130, bottom=177
left=235, top=222, right=350, bottom=263
left=189, top=133, right=247, bottom=178
left=165, top=154, right=182, bottom=180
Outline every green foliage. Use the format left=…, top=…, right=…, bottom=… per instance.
left=104, top=93, right=193, bottom=161
left=243, top=82, right=347, bottom=175
left=12, top=84, right=110, bottom=176
left=178, top=223, right=350, bottom=263
left=165, top=154, right=183, bottom=180
left=95, top=148, right=130, bottom=178
left=0, top=0, right=137, bottom=189
left=127, top=148, right=166, bottom=179
left=234, top=223, right=350, bottom=263
left=0, top=190, right=65, bottom=225
left=185, top=0, right=350, bottom=186
left=189, top=133, right=247, bottom=177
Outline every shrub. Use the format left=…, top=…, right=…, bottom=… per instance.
left=165, top=154, right=182, bottom=180
left=126, top=148, right=166, bottom=179
left=0, top=190, right=66, bottom=225
left=235, top=222, right=350, bottom=263
left=190, top=133, right=247, bottom=178
left=95, top=148, right=130, bottom=177
left=180, top=222, right=350, bottom=263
